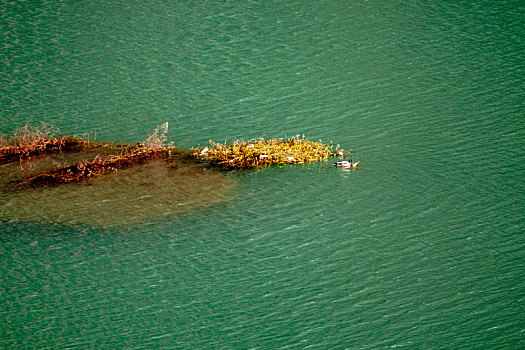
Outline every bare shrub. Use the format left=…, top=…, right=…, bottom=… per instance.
left=12, top=123, right=59, bottom=150
left=0, top=136, right=7, bottom=148
left=143, top=122, right=173, bottom=150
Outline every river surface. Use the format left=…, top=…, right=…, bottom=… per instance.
left=1, top=1, right=524, bottom=348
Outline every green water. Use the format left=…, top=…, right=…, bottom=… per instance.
left=1, top=0, right=524, bottom=348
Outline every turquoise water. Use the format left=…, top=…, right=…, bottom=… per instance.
left=1, top=0, right=524, bottom=348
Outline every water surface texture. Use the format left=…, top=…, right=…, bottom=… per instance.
left=1, top=0, right=524, bottom=348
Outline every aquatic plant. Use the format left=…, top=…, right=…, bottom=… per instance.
left=190, top=135, right=345, bottom=170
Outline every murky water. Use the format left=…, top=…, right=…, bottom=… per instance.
left=1, top=150, right=233, bottom=227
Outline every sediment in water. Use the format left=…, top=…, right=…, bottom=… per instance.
left=15, top=146, right=172, bottom=189
left=0, top=144, right=234, bottom=226
left=0, top=127, right=348, bottom=226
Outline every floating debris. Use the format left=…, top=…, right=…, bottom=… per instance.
left=191, top=135, right=345, bottom=170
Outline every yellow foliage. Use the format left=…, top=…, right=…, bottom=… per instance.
left=191, top=135, right=344, bottom=169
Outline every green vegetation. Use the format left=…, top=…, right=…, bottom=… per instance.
left=191, top=136, right=345, bottom=170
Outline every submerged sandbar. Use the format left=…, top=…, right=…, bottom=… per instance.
left=0, top=123, right=349, bottom=226
left=0, top=153, right=233, bottom=227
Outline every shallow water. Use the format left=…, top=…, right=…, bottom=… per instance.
left=1, top=0, right=524, bottom=348
left=0, top=153, right=234, bottom=227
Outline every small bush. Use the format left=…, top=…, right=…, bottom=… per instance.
left=1, top=123, right=63, bottom=162
left=143, top=122, right=173, bottom=150
left=3, top=123, right=58, bottom=150
left=0, top=123, right=99, bottom=165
